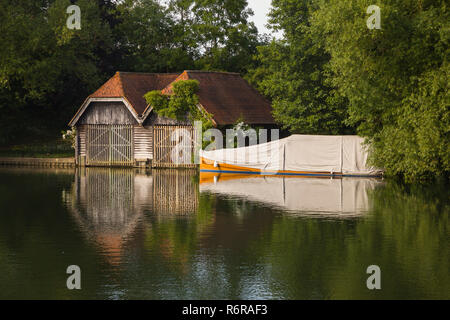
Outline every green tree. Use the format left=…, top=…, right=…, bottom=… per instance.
left=0, top=0, right=114, bottom=143
left=114, top=0, right=261, bottom=74
left=166, top=0, right=261, bottom=73
left=192, top=0, right=261, bottom=73
left=247, top=0, right=351, bottom=135
left=144, top=79, right=214, bottom=129
left=311, top=0, right=449, bottom=180
left=116, top=0, right=195, bottom=73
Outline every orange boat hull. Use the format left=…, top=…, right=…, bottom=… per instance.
left=200, top=157, right=341, bottom=177
left=200, top=157, right=383, bottom=178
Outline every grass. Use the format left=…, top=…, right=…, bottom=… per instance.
left=0, top=139, right=74, bottom=158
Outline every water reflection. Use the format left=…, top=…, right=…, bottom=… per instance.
left=66, top=168, right=146, bottom=265
left=1, top=167, right=445, bottom=299
left=64, top=169, right=383, bottom=269
left=152, top=169, right=199, bottom=215
left=65, top=168, right=201, bottom=266
left=200, top=173, right=382, bottom=217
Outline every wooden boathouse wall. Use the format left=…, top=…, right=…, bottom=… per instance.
left=74, top=101, right=194, bottom=168
left=152, top=125, right=196, bottom=168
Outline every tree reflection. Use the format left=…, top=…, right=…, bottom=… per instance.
left=59, top=168, right=448, bottom=299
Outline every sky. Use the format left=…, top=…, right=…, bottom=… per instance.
left=247, top=0, right=277, bottom=37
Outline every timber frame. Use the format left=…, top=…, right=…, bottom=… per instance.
left=71, top=98, right=195, bottom=168
left=69, top=97, right=143, bottom=127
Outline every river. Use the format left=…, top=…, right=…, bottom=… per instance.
left=0, top=167, right=448, bottom=299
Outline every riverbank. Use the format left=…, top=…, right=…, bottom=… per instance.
left=0, top=136, right=73, bottom=159
left=0, top=157, right=75, bottom=168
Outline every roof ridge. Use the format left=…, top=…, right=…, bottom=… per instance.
left=117, top=71, right=181, bottom=76
left=161, top=71, right=190, bottom=95
left=185, top=70, right=241, bottom=75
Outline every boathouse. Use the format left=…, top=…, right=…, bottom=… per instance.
left=68, top=70, right=275, bottom=167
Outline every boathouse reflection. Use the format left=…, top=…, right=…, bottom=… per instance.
left=65, top=168, right=200, bottom=264
left=62, top=168, right=385, bottom=296
left=66, top=168, right=145, bottom=264
left=152, top=169, right=199, bottom=215
left=64, top=168, right=381, bottom=270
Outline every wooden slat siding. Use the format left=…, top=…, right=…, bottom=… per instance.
left=75, top=126, right=79, bottom=161
left=134, top=125, right=153, bottom=160
left=152, top=169, right=198, bottom=215
left=86, top=125, right=134, bottom=167
left=153, top=125, right=196, bottom=168
left=78, top=102, right=137, bottom=125
left=78, top=125, right=87, bottom=156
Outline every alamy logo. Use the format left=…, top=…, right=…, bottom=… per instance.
left=66, top=265, right=81, bottom=290
left=366, top=265, right=381, bottom=290
left=366, top=5, right=381, bottom=30
left=66, top=5, right=81, bottom=30
left=181, top=121, right=280, bottom=166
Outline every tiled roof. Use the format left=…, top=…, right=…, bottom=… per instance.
left=162, top=71, right=274, bottom=125
left=90, top=72, right=179, bottom=115
left=82, top=70, right=275, bottom=125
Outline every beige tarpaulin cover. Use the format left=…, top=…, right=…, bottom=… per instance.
left=201, top=135, right=383, bottom=176
left=200, top=177, right=382, bottom=216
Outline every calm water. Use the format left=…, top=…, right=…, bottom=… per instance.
left=0, top=167, right=448, bottom=300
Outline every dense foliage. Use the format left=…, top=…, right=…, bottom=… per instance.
left=310, top=0, right=449, bottom=181
left=0, top=0, right=113, bottom=142
left=247, top=0, right=351, bottom=135
left=144, top=79, right=214, bottom=129
left=249, top=0, right=449, bottom=181
left=0, top=0, right=261, bottom=144
left=115, top=0, right=260, bottom=72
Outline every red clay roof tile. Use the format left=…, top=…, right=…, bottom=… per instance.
left=87, top=70, right=275, bottom=125
left=90, top=72, right=179, bottom=115
left=161, top=71, right=274, bottom=125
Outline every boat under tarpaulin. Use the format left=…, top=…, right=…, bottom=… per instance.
left=200, top=135, right=383, bottom=177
